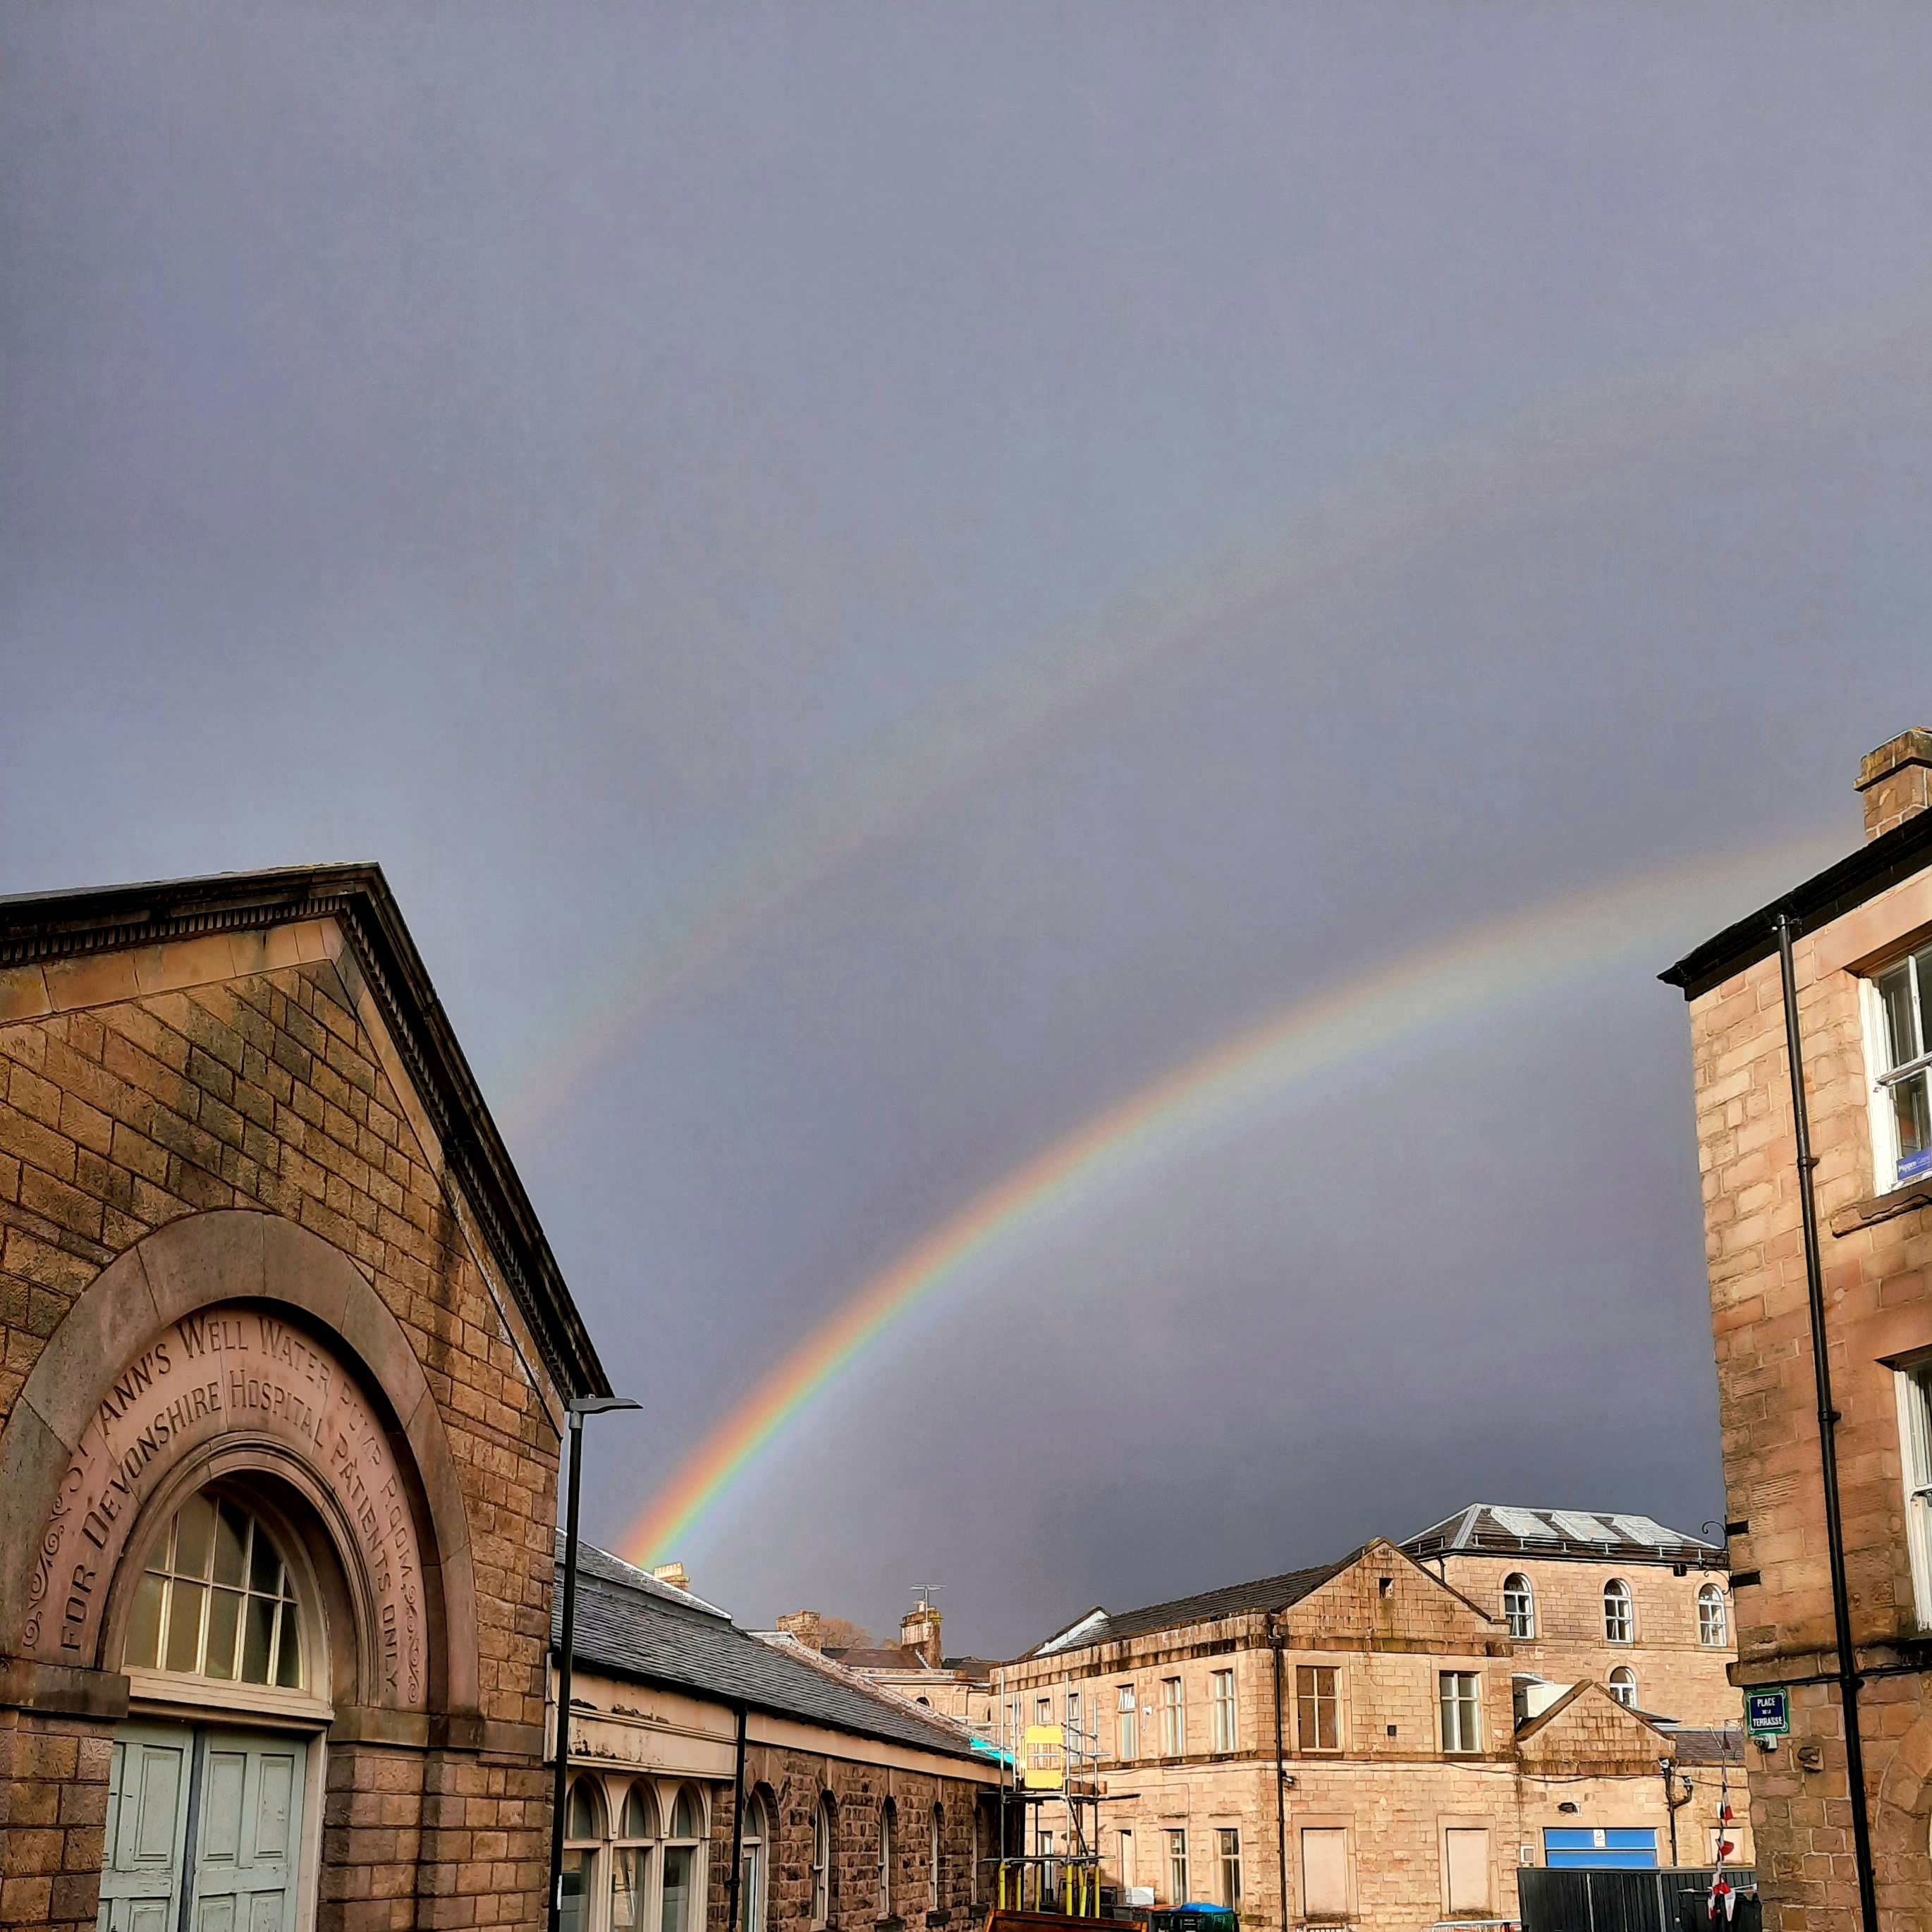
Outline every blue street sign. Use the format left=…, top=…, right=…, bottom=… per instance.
left=1746, top=1688, right=1789, bottom=1736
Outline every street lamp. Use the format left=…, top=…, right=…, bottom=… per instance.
left=549, top=1395, right=643, bottom=1932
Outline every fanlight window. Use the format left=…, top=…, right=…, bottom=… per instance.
left=1608, top=1665, right=1637, bottom=1708
left=613, top=1783, right=658, bottom=1931
left=125, top=1493, right=302, bottom=1689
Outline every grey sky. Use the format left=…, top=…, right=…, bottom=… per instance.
left=4, top=5, right=1931, bottom=1656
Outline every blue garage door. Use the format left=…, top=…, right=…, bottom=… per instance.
left=1543, top=1828, right=1657, bottom=1870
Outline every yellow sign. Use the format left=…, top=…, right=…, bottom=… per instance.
left=1023, top=1723, right=1065, bottom=1790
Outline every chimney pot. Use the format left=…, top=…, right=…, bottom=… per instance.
left=1857, top=728, right=1932, bottom=841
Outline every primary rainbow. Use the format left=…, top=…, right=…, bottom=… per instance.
left=619, top=833, right=1837, bottom=1566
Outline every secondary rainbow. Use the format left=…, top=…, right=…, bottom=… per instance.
left=619, top=834, right=1836, bottom=1566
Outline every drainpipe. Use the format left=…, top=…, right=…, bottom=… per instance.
left=1269, top=1618, right=1289, bottom=1932
left=1773, top=913, right=1879, bottom=1932
left=727, top=1703, right=749, bottom=1932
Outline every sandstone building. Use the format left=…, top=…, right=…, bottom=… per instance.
left=1663, top=727, right=1932, bottom=1931
left=764, top=1599, right=998, bottom=1732
left=995, top=1507, right=1745, bottom=1930
left=549, top=1546, right=998, bottom=1932
left=0, top=866, right=610, bottom=1932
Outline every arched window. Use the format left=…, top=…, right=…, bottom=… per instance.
left=879, top=1799, right=895, bottom=1918
left=1608, top=1665, right=1637, bottom=1708
left=1602, top=1578, right=1633, bottom=1644
left=740, top=1792, right=772, bottom=1932
left=660, top=1785, right=704, bottom=1932
left=1501, top=1573, right=1535, bottom=1640
left=812, top=1794, right=834, bottom=1926
left=125, top=1491, right=304, bottom=1689
left=612, top=1783, right=658, bottom=1931
left=1698, top=1583, right=1728, bottom=1648
left=929, top=1803, right=943, bottom=1914
left=561, top=1778, right=606, bottom=1932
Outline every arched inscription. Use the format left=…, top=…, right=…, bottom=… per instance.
left=22, top=1302, right=427, bottom=1706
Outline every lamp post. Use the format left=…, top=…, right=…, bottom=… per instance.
left=548, top=1395, right=642, bottom=1932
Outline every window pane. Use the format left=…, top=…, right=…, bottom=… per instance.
left=174, top=1495, right=217, bottom=1580
left=1894, top=1073, right=1931, bottom=1181
left=213, top=1503, right=249, bottom=1588
left=126, top=1570, right=165, bottom=1668
left=166, top=1582, right=204, bottom=1673
left=144, top=1526, right=171, bottom=1576
left=612, top=1847, right=644, bottom=1931
left=623, top=1785, right=654, bottom=1840
left=568, top=1780, right=601, bottom=1841
left=243, top=1594, right=276, bottom=1683
left=249, top=1526, right=282, bottom=1596
left=204, top=1588, right=242, bottom=1680
left=673, top=1788, right=701, bottom=1840
left=275, top=1600, right=302, bottom=1687
left=659, top=1844, right=691, bottom=1932
left=560, top=1848, right=594, bottom=1932
left=1882, top=965, right=1920, bottom=1066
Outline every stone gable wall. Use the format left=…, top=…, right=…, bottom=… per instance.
left=0, top=922, right=564, bottom=1932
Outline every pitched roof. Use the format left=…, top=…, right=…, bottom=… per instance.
left=0, top=864, right=609, bottom=1401
left=556, top=1543, right=989, bottom=1764
left=1026, top=1559, right=1349, bottom=1658
left=1403, top=1504, right=1721, bottom=1566
left=1660, top=807, right=1932, bottom=1001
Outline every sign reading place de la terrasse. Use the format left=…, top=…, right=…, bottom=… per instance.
left=23, top=1302, right=427, bottom=1708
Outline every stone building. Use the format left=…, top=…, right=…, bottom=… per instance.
left=996, top=1511, right=1747, bottom=1930
left=0, top=866, right=609, bottom=1932
left=1662, top=726, right=1932, bottom=1931
left=551, top=1546, right=998, bottom=1932
left=1403, top=1504, right=1740, bottom=1730
left=764, top=1600, right=998, bottom=1732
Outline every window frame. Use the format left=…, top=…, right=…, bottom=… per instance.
left=929, top=1803, right=943, bottom=1916
left=1166, top=1827, right=1187, bottom=1906
left=879, top=1797, right=895, bottom=1919
left=811, top=1794, right=835, bottom=1927
left=1697, top=1582, right=1728, bottom=1649
left=1209, top=1668, right=1237, bottom=1753
left=1863, top=945, right=1932, bottom=1192
left=1501, top=1572, right=1535, bottom=1640
left=611, top=1780, right=659, bottom=1932
left=1116, top=1684, right=1139, bottom=1761
left=1216, top=1827, right=1241, bottom=1911
left=1158, top=1675, right=1184, bottom=1757
left=1602, top=1577, right=1634, bottom=1644
left=1438, top=1670, right=1481, bottom=1754
left=1895, top=1355, right=1932, bottom=1624
left=1295, top=1663, right=1340, bottom=1754
left=1608, top=1665, right=1637, bottom=1708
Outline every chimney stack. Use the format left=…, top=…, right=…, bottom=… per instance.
left=652, top=1560, right=690, bottom=1591
left=1857, top=728, right=1932, bottom=840
left=900, top=1596, right=943, bottom=1668
left=776, top=1609, right=824, bottom=1651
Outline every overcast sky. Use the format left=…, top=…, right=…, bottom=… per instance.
left=5, top=5, right=1931, bottom=1658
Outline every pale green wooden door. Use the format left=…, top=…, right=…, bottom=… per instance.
left=97, top=1725, right=308, bottom=1932
left=188, top=1730, right=306, bottom=1932
left=99, top=1726, right=195, bottom=1932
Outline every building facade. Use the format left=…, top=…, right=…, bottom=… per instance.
left=1663, top=728, right=1932, bottom=1931
left=997, top=1514, right=1746, bottom=1932
left=554, top=1546, right=1000, bottom=1932
left=766, top=1600, right=998, bottom=1732
left=1405, top=1505, right=1739, bottom=1731
left=0, top=868, right=606, bottom=1932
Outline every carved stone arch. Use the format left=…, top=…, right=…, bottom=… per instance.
left=1873, top=1710, right=1932, bottom=1909
left=0, top=1209, right=479, bottom=1715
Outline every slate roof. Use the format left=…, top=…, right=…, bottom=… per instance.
left=1671, top=1728, right=1747, bottom=1768
left=1403, top=1504, right=1723, bottom=1566
left=0, top=864, right=609, bottom=1401
left=554, top=1543, right=987, bottom=1764
left=1027, top=1558, right=1348, bottom=1658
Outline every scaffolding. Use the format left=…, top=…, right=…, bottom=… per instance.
left=973, top=1694, right=1108, bottom=1917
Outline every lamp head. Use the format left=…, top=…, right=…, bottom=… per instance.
left=568, top=1395, right=643, bottom=1418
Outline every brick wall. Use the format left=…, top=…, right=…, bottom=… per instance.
left=0, top=919, right=567, bottom=1932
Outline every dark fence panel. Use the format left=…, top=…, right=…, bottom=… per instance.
left=1519, top=1867, right=1757, bottom=1932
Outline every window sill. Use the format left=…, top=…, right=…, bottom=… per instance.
left=1830, top=1177, right=1932, bottom=1237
